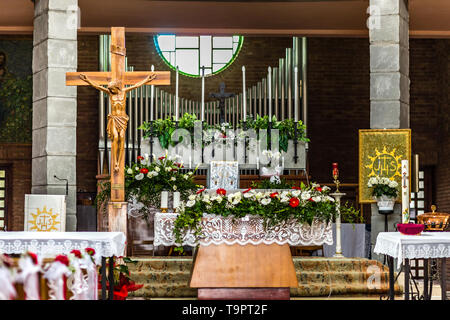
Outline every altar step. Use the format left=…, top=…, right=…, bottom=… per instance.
left=127, top=257, right=402, bottom=299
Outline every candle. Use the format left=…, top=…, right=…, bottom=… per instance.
left=150, top=65, right=155, bottom=121
left=401, top=160, right=410, bottom=223
left=173, top=192, right=181, bottom=212
left=175, top=67, right=179, bottom=121
left=201, top=66, right=205, bottom=122
left=332, top=163, right=339, bottom=177
left=189, top=156, right=192, bottom=169
left=282, top=156, right=285, bottom=168
left=242, top=66, right=246, bottom=121
left=256, top=156, right=259, bottom=170
left=268, top=67, right=272, bottom=122
left=294, top=67, right=299, bottom=122
left=161, top=191, right=168, bottom=211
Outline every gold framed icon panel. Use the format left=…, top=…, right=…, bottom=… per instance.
left=359, top=129, right=411, bottom=203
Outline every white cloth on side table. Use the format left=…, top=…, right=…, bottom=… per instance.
left=374, top=232, right=450, bottom=268
left=0, top=232, right=126, bottom=261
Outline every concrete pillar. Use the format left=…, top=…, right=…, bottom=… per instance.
left=32, top=0, right=78, bottom=230
left=369, top=0, right=410, bottom=262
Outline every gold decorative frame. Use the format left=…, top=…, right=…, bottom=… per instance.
left=359, top=129, right=411, bottom=203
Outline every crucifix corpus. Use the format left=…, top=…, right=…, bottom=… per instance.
left=66, top=27, right=170, bottom=236
left=210, top=82, right=234, bottom=124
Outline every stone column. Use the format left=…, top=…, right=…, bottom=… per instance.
left=32, top=0, right=78, bottom=230
left=369, top=0, right=410, bottom=262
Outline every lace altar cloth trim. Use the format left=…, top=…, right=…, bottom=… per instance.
left=0, top=232, right=126, bottom=258
left=374, top=232, right=450, bottom=268
left=154, top=212, right=333, bottom=247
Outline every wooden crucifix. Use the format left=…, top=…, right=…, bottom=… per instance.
left=210, top=82, right=234, bottom=124
left=66, top=27, right=170, bottom=234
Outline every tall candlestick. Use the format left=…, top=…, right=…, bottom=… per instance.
left=242, top=66, right=246, bottom=121
left=161, top=191, right=168, bottom=213
left=294, top=66, right=299, bottom=122
left=201, top=66, right=205, bottom=122
left=401, top=160, right=410, bottom=223
left=268, top=67, right=272, bottom=122
left=175, top=67, right=179, bottom=121
left=173, top=192, right=181, bottom=212
left=150, top=65, right=155, bottom=121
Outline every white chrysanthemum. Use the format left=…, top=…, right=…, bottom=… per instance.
left=188, top=195, right=196, bottom=201
left=301, top=192, right=311, bottom=201
left=202, top=194, right=210, bottom=202
left=255, top=192, right=264, bottom=200
left=127, top=168, right=133, bottom=174
left=135, top=167, right=140, bottom=171
left=280, top=196, right=290, bottom=203
left=261, top=198, right=271, bottom=206
left=151, top=171, right=158, bottom=177
left=389, top=180, right=398, bottom=188
left=170, top=177, right=176, bottom=181
left=147, top=172, right=153, bottom=178
left=312, top=196, right=321, bottom=202
left=186, top=200, right=195, bottom=207
left=184, top=174, right=189, bottom=180
left=243, top=192, right=253, bottom=199
left=292, top=190, right=301, bottom=197
left=165, top=167, right=171, bottom=172
left=135, top=173, right=144, bottom=180
left=322, top=185, right=331, bottom=192
left=281, top=191, right=290, bottom=198
left=154, top=166, right=160, bottom=172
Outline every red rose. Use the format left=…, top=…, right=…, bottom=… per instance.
left=70, top=249, right=82, bottom=259
left=85, top=248, right=96, bottom=256
left=140, top=168, right=149, bottom=174
left=137, top=156, right=144, bottom=161
left=158, top=156, right=165, bottom=160
left=270, top=192, right=279, bottom=199
left=196, top=187, right=206, bottom=194
left=243, top=188, right=252, bottom=194
left=316, top=187, right=322, bottom=192
left=55, top=255, right=69, bottom=266
left=289, top=197, right=300, bottom=208
left=27, top=252, right=38, bottom=265
left=216, top=188, right=226, bottom=196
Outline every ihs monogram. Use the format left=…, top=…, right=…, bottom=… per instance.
left=28, top=206, right=60, bottom=232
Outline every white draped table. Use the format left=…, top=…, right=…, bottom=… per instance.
left=374, top=232, right=450, bottom=300
left=0, top=232, right=126, bottom=300
left=154, top=212, right=333, bottom=247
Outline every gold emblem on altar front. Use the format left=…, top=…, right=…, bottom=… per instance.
left=359, top=129, right=411, bottom=203
left=28, top=206, right=60, bottom=232
left=366, top=146, right=402, bottom=179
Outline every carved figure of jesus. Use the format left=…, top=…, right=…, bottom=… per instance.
left=79, top=73, right=156, bottom=172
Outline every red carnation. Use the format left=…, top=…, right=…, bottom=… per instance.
left=140, top=168, right=149, bottom=174
left=137, top=156, right=144, bottom=161
left=216, top=188, right=226, bottom=196
left=27, top=252, right=38, bottom=265
left=85, top=248, right=96, bottom=256
left=158, top=156, right=165, bottom=160
left=289, top=197, right=300, bottom=208
left=270, top=192, right=279, bottom=199
left=316, top=187, right=322, bottom=192
left=55, top=255, right=69, bottom=266
left=196, top=187, right=206, bottom=194
left=243, top=188, right=252, bottom=194
left=70, top=249, right=82, bottom=259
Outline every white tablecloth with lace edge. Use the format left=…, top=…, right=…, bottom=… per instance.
left=374, top=232, right=450, bottom=268
left=0, top=232, right=126, bottom=259
left=154, top=212, right=333, bottom=247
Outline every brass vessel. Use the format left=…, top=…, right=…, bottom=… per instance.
left=416, top=205, right=450, bottom=231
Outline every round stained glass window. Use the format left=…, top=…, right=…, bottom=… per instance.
left=154, top=35, right=243, bottom=78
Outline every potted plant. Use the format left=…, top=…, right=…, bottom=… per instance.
left=367, top=176, right=399, bottom=211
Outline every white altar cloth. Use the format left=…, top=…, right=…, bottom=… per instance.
left=0, top=232, right=126, bottom=259
left=154, top=212, right=333, bottom=247
left=374, top=232, right=450, bottom=268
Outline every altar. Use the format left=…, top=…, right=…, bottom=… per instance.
left=154, top=212, right=333, bottom=299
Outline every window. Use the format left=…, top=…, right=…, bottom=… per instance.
left=154, top=35, right=243, bottom=77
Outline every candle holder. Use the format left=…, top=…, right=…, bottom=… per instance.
left=332, top=169, right=341, bottom=193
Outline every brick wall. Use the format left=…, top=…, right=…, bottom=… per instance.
left=0, top=144, right=31, bottom=230
left=76, top=35, right=99, bottom=193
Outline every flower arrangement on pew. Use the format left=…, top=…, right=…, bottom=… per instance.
left=98, top=257, right=143, bottom=300
left=173, top=183, right=361, bottom=252
left=96, top=152, right=200, bottom=220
